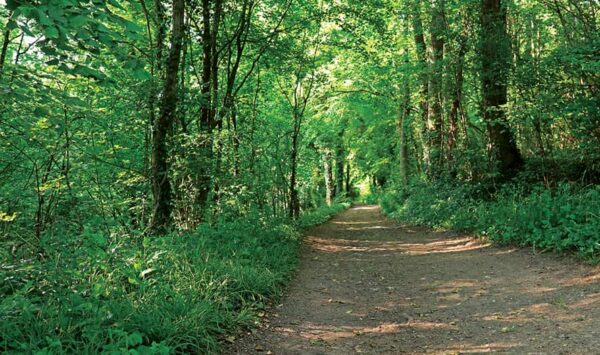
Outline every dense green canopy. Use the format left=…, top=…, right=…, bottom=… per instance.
left=0, top=0, right=598, bottom=352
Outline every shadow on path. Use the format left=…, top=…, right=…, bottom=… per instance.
left=229, top=205, right=600, bottom=354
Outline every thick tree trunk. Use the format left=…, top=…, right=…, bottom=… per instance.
left=481, top=0, right=523, bottom=178
left=150, top=0, right=185, bottom=233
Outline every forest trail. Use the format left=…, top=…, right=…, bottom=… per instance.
left=229, top=205, right=600, bottom=354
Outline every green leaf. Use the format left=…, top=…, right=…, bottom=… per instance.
left=44, top=26, right=59, bottom=39
left=7, top=20, right=18, bottom=30
left=64, top=96, right=86, bottom=107
left=133, top=69, right=151, bottom=80
left=6, top=0, right=21, bottom=10
left=36, top=9, right=52, bottom=26
left=19, top=23, right=34, bottom=37
left=108, top=0, right=125, bottom=10
left=127, top=332, right=143, bottom=346
left=47, top=6, right=64, bottom=19
left=92, top=233, right=107, bottom=247
left=33, top=107, right=49, bottom=117
left=124, top=58, right=139, bottom=70
left=70, top=15, right=88, bottom=29
left=41, top=46, right=57, bottom=55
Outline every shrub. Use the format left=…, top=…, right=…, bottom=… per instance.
left=382, top=181, right=600, bottom=261
left=0, top=204, right=347, bottom=353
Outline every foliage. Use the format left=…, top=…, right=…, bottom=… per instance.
left=381, top=182, right=600, bottom=261
left=1, top=0, right=599, bottom=350
left=296, top=201, right=350, bottom=229
left=0, top=203, right=345, bottom=353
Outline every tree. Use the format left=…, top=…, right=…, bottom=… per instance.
left=428, top=0, right=445, bottom=178
left=481, top=0, right=523, bottom=178
left=150, top=0, right=185, bottom=233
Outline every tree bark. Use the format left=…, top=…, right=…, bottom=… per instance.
left=196, top=0, right=215, bottom=214
left=335, top=134, right=345, bottom=197
left=481, top=0, right=523, bottom=178
left=0, top=12, right=13, bottom=81
left=428, top=1, right=445, bottom=178
left=345, top=162, right=351, bottom=195
left=411, top=3, right=430, bottom=173
left=150, top=0, right=185, bottom=233
left=399, top=84, right=411, bottom=185
left=447, top=13, right=468, bottom=171
left=324, top=149, right=334, bottom=206
left=289, top=123, right=300, bottom=218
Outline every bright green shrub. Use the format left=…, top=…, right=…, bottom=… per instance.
left=383, top=182, right=600, bottom=261
left=0, top=204, right=346, bottom=354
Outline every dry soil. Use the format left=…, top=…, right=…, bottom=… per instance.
left=228, top=205, right=600, bottom=354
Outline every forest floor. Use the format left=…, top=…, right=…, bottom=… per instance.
left=228, top=205, right=600, bottom=354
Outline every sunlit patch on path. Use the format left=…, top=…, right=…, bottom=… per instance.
left=229, top=205, right=600, bottom=354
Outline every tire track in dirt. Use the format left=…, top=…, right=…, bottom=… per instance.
left=229, top=205, right=600, bottom=354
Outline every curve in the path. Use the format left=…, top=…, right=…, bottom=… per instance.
left=229, top=205, right=600, bottom=354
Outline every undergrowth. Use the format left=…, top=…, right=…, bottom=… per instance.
left=379, top=181, right=600, bottom=261
left=0, top=203, right=348, bottom=354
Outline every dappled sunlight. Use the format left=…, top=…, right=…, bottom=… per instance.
left=569, top=292, right=600, bottom=309
left=305, top=235, right=490, bottom=255
left=481, top=309, right=533, bottom=324
left=331, top=220, right=387, bottom=225
left=281, top=320, right=458, bottom=342
left=560, top=270, right=600, bottom=287
left=488, top=248, right=519, bottom=255
left=520, top=285, right=558, bottom=294
left=442, top=341, right=522, bottom=353
left=234, top=205, right=600, bottom=354
left=345, top=225, right=398, bottom=230
left=350, top=205, right=380, bottom=211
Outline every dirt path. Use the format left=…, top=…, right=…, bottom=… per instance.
left=229, top=205, right=600, bottom=354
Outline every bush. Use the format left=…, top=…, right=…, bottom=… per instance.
left=382, top=181, right=600, bottom=261
left=296, top=202, right=350, bottom=229
left=0, top=204, right=347, bottom=353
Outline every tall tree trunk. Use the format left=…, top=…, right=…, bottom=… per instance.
left=150, top=0, right=185, bottom=233
left=197, top=0, right=214, bottom=214
left=210, top=0, right=224, bottom=213
left=411, top=3, right=430, bottom=173
left=481, top=0, right=523, bottom=178
left=447, top=13, right=468, bottom=172
left=324, top=149, right=334, bottom=206
left=0, top=12, right=13, bottom=81
left=428, top=1, right=445, bottom=178
left=289, top=121, right=300, bottom=219
left=399, top=83, right=411, bottom=185
left=224, top=0, right=253, bottom=177
left=399, top=14, right=411, bottom=186
left=345, top=162, right=351, bottom=195
left=335, top=133, right=345, bottom=197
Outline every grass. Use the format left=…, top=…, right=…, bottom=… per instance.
left=0, top=202, right=349, bottom=354
left=378, top=180, right=600, bottom=261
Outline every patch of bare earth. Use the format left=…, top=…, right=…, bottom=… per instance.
left=227, top=205, right=600, bottom=354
